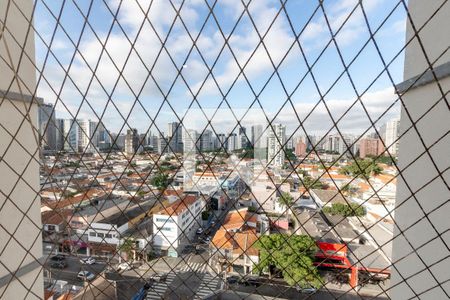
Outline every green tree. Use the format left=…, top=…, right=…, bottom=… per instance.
left=322, top=203, right=366, bottom=217
left=367, top=155, right=397, bottom=166
left=278, top=192, right=294, bottom=208
left=340, top=183, right=358, bottom=196
left=339, top=159, right=383, bottom=178
left=278, top=192, right=294, bottom=218
left=119, top=238, right=135, bottom=261
left=303, top=176, right=325, bottom=189
left=285, top=149, right=297, bottom=163
left=151, top=173, right=169, bottom=190
left=254, top=234, right=322, bottom=288
left=201, top=211, right=210, bottom=220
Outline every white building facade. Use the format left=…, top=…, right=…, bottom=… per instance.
left=267, top=123, right=286, bottom=167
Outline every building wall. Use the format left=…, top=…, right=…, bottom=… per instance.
left=152, top=198, right=204, bottom=254
left=0, top=1, right=44, bottom=298
left=87, top=223, right=120, bottom=245
left=152, top=215, right=181, bottom=251
left=359, top=138, right=384, bottom=158
left=390, top=0, right=450, bottom=298
left=267, top=124, right=286, bottom=167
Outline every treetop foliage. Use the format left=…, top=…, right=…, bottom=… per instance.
left=322, top=202, right=366, bottom=217
left=254, top=234, right=322, bottom=288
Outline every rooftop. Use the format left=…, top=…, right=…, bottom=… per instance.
left=155, top=194, right=199, bottom=216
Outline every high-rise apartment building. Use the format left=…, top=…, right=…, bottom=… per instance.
left=149, top=134, right=158, bottom=152
left=323, top=133, right=354, bottom=155
left=125, top=128, right=139, bottom=155
left=380, top=118, right=400, bottom=157
left=238, top=126, right=249, bottom=149
left=251, top=125, right=264, bottom=148
left=158, top=133, right=168, bottom=154
left=216, top=133, right=227, bottom=151
left=168, top=122, right=183, bottom=153
left=295, top=141, right=307, bottom=157
left=38, top=103, right=57, bottom=150
left=60, top=119, right=79, bottom=152
left=359, top=137, right=384, bottom=158
left=76, top=120, right=99, bottom=153
left=183, top=129, right=199, bottom=156
left=96, top=122, right=110, bottom=150
left=200, top=129, right=213, bottom=152
left=227, top=133, right=238, bottom=151
left=267, top=124, right=286, bottom=167
left=55, top=118, right=65, bottom=151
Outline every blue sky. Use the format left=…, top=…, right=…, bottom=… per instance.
left=34, top=0, right=406, bottom=137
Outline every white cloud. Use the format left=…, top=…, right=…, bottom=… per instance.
left=192, top=1, right=295, bottom=95
left=35, top=0, right=399, bottom=137
left=277, top=86, right=400, bottom=135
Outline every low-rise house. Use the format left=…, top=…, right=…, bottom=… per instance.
left=41, top=209, right=72, bottom=234
left=42, top=188, right=106, bottom=210
left=320, top=173, right=352, bottom=188
left=310, top=189, right=350, bottom=208
left=211, top=208, right=260, bottom=275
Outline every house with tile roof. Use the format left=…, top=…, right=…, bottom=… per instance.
left=210, top=208, right=260, bottom=275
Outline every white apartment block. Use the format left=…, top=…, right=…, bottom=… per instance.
left=380, top=118, right=400, bottom=157
left=267, top=123, right=286, bottom=167
left=152, top=195, right=204, bottom=257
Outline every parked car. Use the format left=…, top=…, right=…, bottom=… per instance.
left=117, top=262, right=132, bottom=271
left=226, top=275, right=239, bottom=284
left=196, top=228, right=203, bottom=235
left=80, top=257, right=96, bottom=265
left=295, top=286, right=317, bottom=294
left=150, top=273, right=168, bottom=282
left=246, top=278, right=262, bottom=287
left=77, top=271, right=95, bottom=281
left=50, top=254, right=66, bottom=261
left=50, top=261, right=67, bottom=269
left=239, top=277, right=261, bottom=287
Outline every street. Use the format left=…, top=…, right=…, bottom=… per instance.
left=45, top=255, right=107, bottom=286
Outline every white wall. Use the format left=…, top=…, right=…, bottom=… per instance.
left=390, top=1, right=450, bottom=299
left=0, top=1, right=44, bottom=298
left=87, top=223, right=120, bottom=245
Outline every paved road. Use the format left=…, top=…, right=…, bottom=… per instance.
left=45, top=255, right=107, bottom=286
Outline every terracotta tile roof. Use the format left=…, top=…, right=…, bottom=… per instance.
left=372, top=174, right=397, bottom=185
left=358, top=181, right=371, bottom=192
left=44, top=189, right=105, bottom=209
left=212, top=229, right=259, bottom=257
left=163, top=189, right=184, bottom=196
left=41, top=187, right=64, bottom=193
left=156, top=194, right=198, bottom=216
left=321, top=173, right=352, bottom=180
left=128, top=172, right=149, bottom=179
left=193, top=172, right=217, bottom=177
left=221, top=209, right=258, bottom=231
left=41, top=209, right=71, bottom=225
